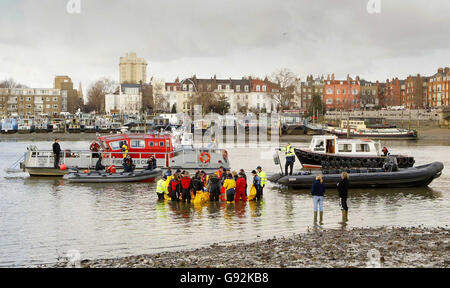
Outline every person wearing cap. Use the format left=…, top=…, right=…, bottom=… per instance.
left=256, top=166, right=267, bottom=196
left=281, top=142, right=296, bottom=175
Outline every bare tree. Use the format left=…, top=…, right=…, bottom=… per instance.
left=152, top=79, right=168, bottom=112
left=189, top=91, right=219, bottom=115
left=0, top=78, right=28, bottom=88
left=86, top=78, right=118, bottom=113
left=269, top=68, right=300, bottom=111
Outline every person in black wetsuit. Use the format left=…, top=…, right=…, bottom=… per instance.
left=52, top=139, right=61, bottom=169
left=208, top=173, right=221, bottom=202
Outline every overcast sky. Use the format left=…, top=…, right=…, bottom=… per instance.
left=0, top=0, right=449, bottom=91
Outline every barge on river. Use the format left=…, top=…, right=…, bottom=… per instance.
left=295, top=135, right=415, bottom=169
left=21, top=133, right=230, bottom=176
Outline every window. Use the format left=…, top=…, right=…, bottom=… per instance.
left=314, top=140, right=325, bottom=151
left=338, top=144, right=352, bottom=153
left=256, top=85, right=261, bottom=92
left=262, top=85, right=266, bottom=92
left=148, top=141, right=154, bottom=147
left=109, top=141, right=122, bottom=150
left=226, top=85, right=230, bottom=90
left=326, top=88, right=333, bottom=95
left=159, top=141, right=165, bottom=147
left=236, top=85, right=240, bottom=92
left=130, top=139, right=145, bottom=148
left=244, top=85, right=249, bottom=92
left=356, top=144, right=370, bottom=152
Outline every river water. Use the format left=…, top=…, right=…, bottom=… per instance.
left=0, top=138, right=449, bottom=267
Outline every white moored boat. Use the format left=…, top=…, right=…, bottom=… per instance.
left=21, top=132, right=230, bottom=176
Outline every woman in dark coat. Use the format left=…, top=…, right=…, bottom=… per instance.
left=337, top=172, right=349, bottom=222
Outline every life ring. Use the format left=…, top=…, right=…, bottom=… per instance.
left=200, top=152, right=211, bottom=163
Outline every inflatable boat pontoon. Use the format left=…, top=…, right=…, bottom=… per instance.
left=269, top=162, right=443, bottom=188
left=63, top=168, right=162, bottom=183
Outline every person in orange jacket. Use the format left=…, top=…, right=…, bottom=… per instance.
left=234, top=172, right=247, bottom=203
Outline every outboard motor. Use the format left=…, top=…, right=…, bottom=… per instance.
left=383, top=156, right=398, bottom=172
left=273, top=152, right=280, bottom=165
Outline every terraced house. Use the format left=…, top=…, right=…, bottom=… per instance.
left=404, top=74, right=428, bottom=109
left=164, top=75, right=279, bottom=114
left=427, top=67, right=449, bottom=107
left=359, top=79, right=380, bottom=109
left=300, top=75, right=324, bottom=110
left=323, top=75, right=360, bottom=110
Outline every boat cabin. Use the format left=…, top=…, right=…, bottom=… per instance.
left=98, top=133, right=174, bottom=160
left=309, top=135, right=379, bottom=156
left=340, top=120, right=367, bottom=130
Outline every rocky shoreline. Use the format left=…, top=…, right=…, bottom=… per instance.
left=48, top=226, right=449, bottom=268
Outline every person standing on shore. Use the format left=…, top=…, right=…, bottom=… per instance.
left=337, top=172, right=349, bottom=223
left=311, top=174, right=326, bottom=224
left=52, top=139, right=61, bottom=169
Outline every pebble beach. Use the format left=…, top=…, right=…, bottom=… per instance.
left=48, top=226, right=449, bottom=268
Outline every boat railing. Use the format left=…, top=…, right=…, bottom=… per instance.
left=24, top=147, right=228, bottom=169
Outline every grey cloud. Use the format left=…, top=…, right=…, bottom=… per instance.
left=0, top=0, right=448, bottom=88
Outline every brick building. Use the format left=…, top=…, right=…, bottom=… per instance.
left=323, top=75, right=360, bottom=110
left=359, top=79, right=380, bottom=109
left=427, top=67, right=449, bottom=107
left=383, top=78, right=402, bottom=107
left=404, top=74, right=428, bottom=109
left=300, top=75, right=324, bottom=110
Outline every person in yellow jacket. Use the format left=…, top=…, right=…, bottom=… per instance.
left=156, top=176, right=168, bottom=200
left=121, top=141, right=129, bottom=158
left=256, top=166, right=267, bottom=196
left=223, top=174, right=236, bottom=203
left=280, top=143, right=296, bottom=175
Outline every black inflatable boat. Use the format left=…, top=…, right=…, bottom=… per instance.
left=63, top=168, right=162, bottom=183
left=270, top=162, right=443, bottom=188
